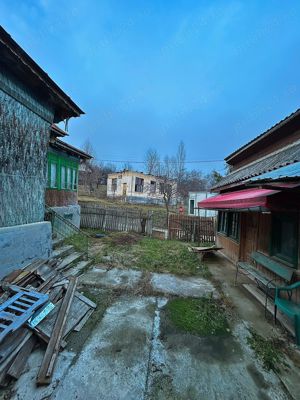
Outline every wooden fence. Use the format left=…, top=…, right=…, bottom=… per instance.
left=80, top=204, right=153, bottom=235
left=168, top=214, right=216, bottom=243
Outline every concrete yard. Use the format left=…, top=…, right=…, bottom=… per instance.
left=6, top=257, right=297, bottom=400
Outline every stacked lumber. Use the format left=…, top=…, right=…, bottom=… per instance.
left=0, top=257, right=96, bottom=387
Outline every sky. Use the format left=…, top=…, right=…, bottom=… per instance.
left=1, top=0, right=300, bottom=175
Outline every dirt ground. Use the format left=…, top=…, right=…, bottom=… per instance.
left=3, top=235, right=300, bottom=400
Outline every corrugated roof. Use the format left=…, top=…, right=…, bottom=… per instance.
left=212, top=140, right=300, bottom=190
left=246, top=161, right=300, bottom=182
left=225, top=108, right=300, bottom=162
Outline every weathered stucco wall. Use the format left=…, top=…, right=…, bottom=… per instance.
left=51, top=205, right=81, bottom=228
left=0, top=222, right=52, bottom=278
left=0, top=70, right=53, bottom=227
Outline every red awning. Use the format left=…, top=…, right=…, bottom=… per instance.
left=197, top=188, right=280, bottom=210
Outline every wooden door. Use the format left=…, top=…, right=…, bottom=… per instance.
left=240, top=213, right=259, bottom=263
left=122, top=183, right=127, bottom=196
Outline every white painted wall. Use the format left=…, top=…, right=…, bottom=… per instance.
left=188, top=192, right=217, bottom=217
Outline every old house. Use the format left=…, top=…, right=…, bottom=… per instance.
left=107, top=170, right=178, bottom=205
left=198, top=109, right=300, bottom=339
left=46, top=124, right=92, bottom=227
left=0, top=27, right=83, bottom=277
left=198, top=109, right=300, bottom=267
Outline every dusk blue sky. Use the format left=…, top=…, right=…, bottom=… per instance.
left=1, top=0, right=300, bottom=174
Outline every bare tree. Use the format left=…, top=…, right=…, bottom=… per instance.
left=157, top=156, right=178, bottom=226
left=205, top=170, right=223, bottom=189
left=82, top=139, right=96, bottom=163
left=175, top=140, right=186, bottom=184
left=145, top=148, right=160, bottom=175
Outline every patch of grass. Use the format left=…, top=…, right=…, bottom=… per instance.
left=64, top=233, right=89, bottom=253
left=103, top=232, right=142, bottom=247
left=166, top=297, right=230, bottom=336
left=134, top=237, right=211, bottom=277
left=247, top=329, right=284, bottom=372
left=88, top=233, right=212, bottom=277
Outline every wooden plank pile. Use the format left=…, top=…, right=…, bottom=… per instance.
left=0, top=258, right=96, bottom=387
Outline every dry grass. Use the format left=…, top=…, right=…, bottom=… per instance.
left=87, top=231, right=210, bottom=278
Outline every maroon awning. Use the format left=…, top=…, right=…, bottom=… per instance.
left=197, top=188, right=280, bottom=210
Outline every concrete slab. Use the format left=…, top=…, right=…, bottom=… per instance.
left=146, top=319, right=289, bottom=400
left=10, top=349, right=75, bottom=400
left=150, top=272, right=217, bottom=298
left=79, top=266, right=142, bottom=289
left=51, top=296, right=156, bottom=400
left=207, top=254, right=300, bottom=400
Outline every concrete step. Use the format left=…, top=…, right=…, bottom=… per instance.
left=64, top=259, right=94, bottom=277
left=52, top=245, right=74, bottom=259
left=56, top=252, right=84, bottom=271
left=52, top=237, right=65, bottom=250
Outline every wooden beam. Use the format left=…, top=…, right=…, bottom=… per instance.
left=36, top=277, right=77, bottom=385
left=7, top=335, right=36, bottom=380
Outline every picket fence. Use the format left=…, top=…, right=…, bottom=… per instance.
left=168, top=214, right=216, bottom=243
left=80, top=203, right=153, bottom=235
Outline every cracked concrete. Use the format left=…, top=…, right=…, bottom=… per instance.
left=150, top=272, right=218, bottom=298
left=52, top=296, right=155, bottom=400
left=79, top=266, right=143, bottom=289
left=6, top=262, right=294, bottom=400
left=79, top=266, right=218, bottom=299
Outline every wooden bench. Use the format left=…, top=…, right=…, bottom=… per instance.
left=235, top=251, right=294, bottom=315
left=188, top=246, right=223, bottom=262
left=275, top=282, right=300, bottom=346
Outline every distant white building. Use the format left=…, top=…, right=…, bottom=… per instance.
left=107, top=170, right=178, bottom=205
left=188, top=192, right=217, bottom=217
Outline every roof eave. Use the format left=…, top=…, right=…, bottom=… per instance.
left=0, top=26, right=84, bottom=122
left=225, top=108, right=300, bottom=164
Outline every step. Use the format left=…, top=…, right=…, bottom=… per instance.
left=242, top=283, right=295, bottom=337
left=64, top=259, right=94, bottom=277
left=52, top=245, right=74, bottom=259
left=52, top=238, right=65, bottom=250
left=56, top=252, right=84, bottom=272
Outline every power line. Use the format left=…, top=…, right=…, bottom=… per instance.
left=94, top=159, right=224, bottom=164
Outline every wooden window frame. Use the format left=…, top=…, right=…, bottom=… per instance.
left=150, top=181, right=156, bottom=194
left=111, top=178, right=117, bottom=192
left=190, top=199, right=195, bottom=215
left=47, top=152, right=79, bottom=192
left=270, top=213, right=298, bottom=268
left=217, top=211, right=240, bottom=242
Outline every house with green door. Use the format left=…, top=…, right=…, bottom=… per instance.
left=0, top=27, right=83, bottom=277
left=46, top=124, right=92, bottom=227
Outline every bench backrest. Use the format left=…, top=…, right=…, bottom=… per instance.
left=251, top=251, right=294, bottom=282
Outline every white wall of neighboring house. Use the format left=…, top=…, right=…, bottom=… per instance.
left=107, top=170, right=177, bottom=205
left=188, top=192, right=217, bottom=217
